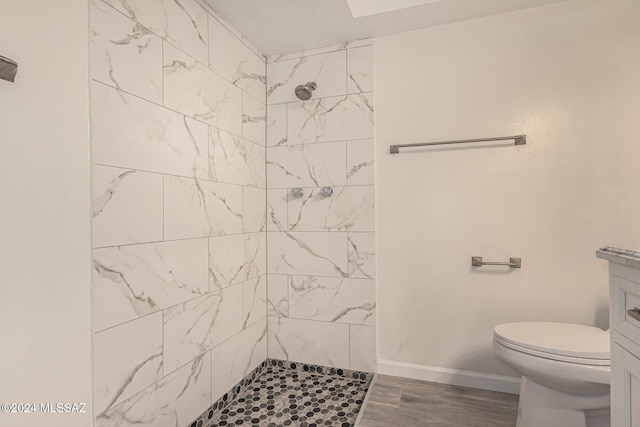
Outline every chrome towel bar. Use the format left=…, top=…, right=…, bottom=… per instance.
left=389, top=135, right=526, bottom=154
left=471, top=257, right=521, bottom=268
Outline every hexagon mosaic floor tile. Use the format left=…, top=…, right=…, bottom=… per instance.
left=190, top=360, right=372, bottom=427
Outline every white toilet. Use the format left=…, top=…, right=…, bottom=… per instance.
left=493, top=322, right=610, bottom=427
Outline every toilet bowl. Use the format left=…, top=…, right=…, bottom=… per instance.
left=493, top=322, right=610, bottom=427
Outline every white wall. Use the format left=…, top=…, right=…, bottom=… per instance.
left=0, top=1, right=93, bottom=426
left=375, top=0, right=640, bottom=381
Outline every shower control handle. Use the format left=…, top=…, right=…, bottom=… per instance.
left=628, top=308, right=640, bottom=322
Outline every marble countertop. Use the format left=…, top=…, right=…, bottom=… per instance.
left=596, top=247, right=640, bottom=270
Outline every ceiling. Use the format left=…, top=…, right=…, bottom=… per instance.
left=204, top=0, right=571, bottom=57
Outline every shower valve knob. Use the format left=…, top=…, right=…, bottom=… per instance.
left=320, top=187, right=333, bottom=197
left=290, top=188, right=304, bottom=199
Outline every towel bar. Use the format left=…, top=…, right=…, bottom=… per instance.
left=471, top=257, right=521, bottom=268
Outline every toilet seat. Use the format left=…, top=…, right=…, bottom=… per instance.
left=494, top=322, right=610, bottom=366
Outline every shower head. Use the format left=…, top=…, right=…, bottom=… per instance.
left=294, top=82, right=317, bottom=100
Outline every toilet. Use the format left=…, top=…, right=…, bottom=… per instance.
left=493, top=322, right=610, bottom=427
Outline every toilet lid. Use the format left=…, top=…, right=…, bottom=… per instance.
left=494, top=322, right=610, bottom=360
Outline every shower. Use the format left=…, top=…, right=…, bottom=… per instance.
left=294, top=81, right=317, bottom=100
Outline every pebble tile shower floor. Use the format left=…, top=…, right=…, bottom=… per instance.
left=191, top=360, right=372, bottom=427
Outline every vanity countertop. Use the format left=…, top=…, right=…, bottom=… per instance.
left=596, top=246, right=640, bottom=270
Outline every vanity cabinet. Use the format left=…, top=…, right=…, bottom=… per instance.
left=597, top=247, right=640, bottom=427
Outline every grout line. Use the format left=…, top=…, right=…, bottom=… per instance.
left=93, top=231, right=263, bottom=250
left=207, top=122, right=212, bottom=181
left=161, top=309, right=165, bottom=378
left=241, top=88, right=245, bottom=139
left=268, top=41, right=372, bottom=65
left=100, top=230, right=375, bottom=252
left=91, top=79, right=249, bottom=142
left=347, top=226, right=351, bottom=277
left=274, top=272, right=374, bottom=281
left=259, top=183, right=374, bottom=190
left=95, top=309, right=164, bottom=335
left=346, top=134, right=350, bottom=187
left=286, top=275, right=290, bottom=318
left=241, top=185, right=245, bottom=233
left=241, top=274, right=246, bottom=331
left=348, top=324, right=352, bottom=369
left=267, top=138, right=372, bottom=149
left=207, top=236, right=212, bottom=293
left=93, top=275, right=264, bottom=335
left=161, top=39, right=165, bottom=107
left=266, top=90, right=374, bottom=108
left=285, top=186, right=289, bottom=231
left=345, top=47, right=349, bottom=98
left=161, top=175, right=165, bottom=241
left=93, top=162, right=265, bottom=190
left=205, top=11, right=210, bottom=68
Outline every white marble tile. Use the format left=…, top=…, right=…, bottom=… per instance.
left=209, top=127, right=265, bottom=187
left=345, top=38, right=375, bottom=50
left=348, top=232, right=376, bottom=279
left=266, top=103, right=287, bottom=147
left=91, top=82, right=209, bottom=179
left=163, top=176, right=242, bottom=240
left=94, top=312, right=163, bottom=416
left=347, top=45, right=374, bottom=94
left=267, top=232, right=348, bottom=277
left=267, top=39, right=372, bottom=64
left=163, top=285, right=242, bottom=373
left=96, top=352, right=210, bottom=427
left=267, top=317, right=350, bottom=369
left=349, top=325, right=376, bottom=373
left=204, top=5, right=266, bottom=62
left=267, top=274, right=289, bottom=317
left=210, top=318, right=267, bottom=402
left=93, top=238, right=209, bottom=332
left=102, top=0, right=208, bottom=64
left=242, top=92, right=266, bottom=146
left=288, top=276, right=375, bottom=326
left=288, top=186, right=375, bottom=232
left=243, top=275, right=267, bottom=328
left=268, top=47, right=338, bottom=64
left=164, top=43, right=242, bottom=136
left=287, top=93, right=374, bottom=145
left=267, top=189, right=288, bottom=231
left=92, top=165, right=163, bottom=248
left=209, top=15, right=266, bottom=103
left=208, top=233, right=266, bottom=291
left=90, top=0, right=162, bottom=103
left=267, top=50, right=346, bottom=104
left=347, top=139, right=375, bottom=186
left=266, top=142, right=347, bottom=188
left=243, top=186, right=266, bottom=233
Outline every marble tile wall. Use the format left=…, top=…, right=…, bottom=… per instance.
left=89, top=1, right=267, bottom=425
left=265, top=41, right=377, bottom=373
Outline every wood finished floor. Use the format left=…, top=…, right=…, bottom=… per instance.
left=356, top=375, right=519, bottom=427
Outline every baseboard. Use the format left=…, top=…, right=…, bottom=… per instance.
left=377, top=359, right=521, bottom=395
